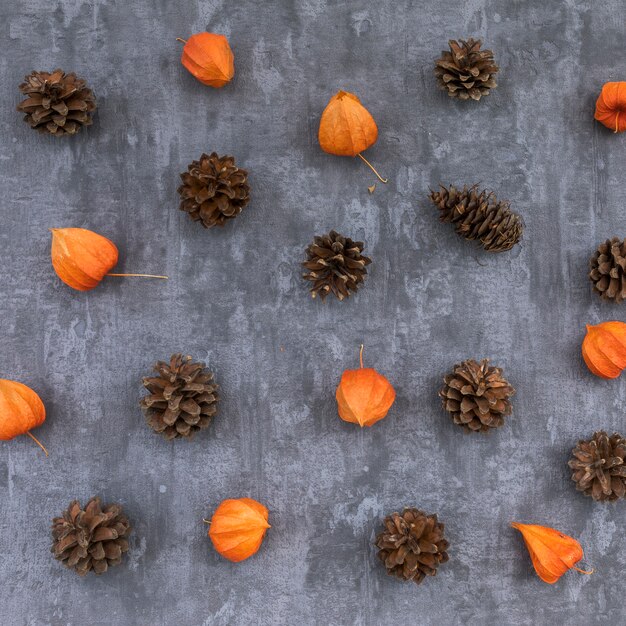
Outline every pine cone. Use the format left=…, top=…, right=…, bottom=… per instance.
left=302, top=230, right=371, bottom=301
left=375, top=508, right=449, bottom=585
left=51, top=497, right=131, bottom=576
left=434, top=39, right=499, bottom=101
left=430, top=184, right=523, bottom=253
left=568, top=431, right=626, bottom=502
left=178, top=153, right=250, bottom=228
left=440, top=358, right=515, bottom=433
left=589, top=237, right=626, bottom=303
left=17, top=69, right=96, bottom=135
left=140, top=353, right=219, bottom=440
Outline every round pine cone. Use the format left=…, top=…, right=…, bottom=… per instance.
left=375, top=508, right=449, bottom=585
left=140, top=353, right=219, bottom=440
left=51, top=497, right=131, bottom=576
left=434, top=39, right=499, bottom=101
left=569, top=431, right=626, bottom=502
left=17, top=69, right=96, bottom=135
left=439, top=358, right=515, bottom=433
left=302, top=230, right=371, bottom=301
left=177, top=152, right=250, bottom=228
left=589, top=237, right=626, bottom=303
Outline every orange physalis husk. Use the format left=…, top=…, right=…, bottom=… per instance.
left=511, top=522, right=593, bottom=584
left=50, top=228, right=167, bottom=291
left=178, top=33, right=234, bottom=88
left=208, top=498, right=270, bottom=562
left=335, top=345, right=396, bottom=427
left=318, top=90, right=388, bottom=183
left=581, top=321, right=626, bottom=379
left=594, top=82, right=626, bottom=134
left=0, top=379, right=48, bottom=456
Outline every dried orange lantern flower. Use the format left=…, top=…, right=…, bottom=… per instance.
left=50, top=227, right=167, bottom=291
left=511, top=522, right=593, bottom=584
left=594, top=82, right=626, bottom=133
left=0, top=379, right=47, bottom=455
left=335, top=345, right=396, bottom=427
left=177, top=33, right=234, bottom=88
left=207, top=498, right=270, bottom=562
left=582, top=321, right=626, bottom=379
left=318, top=90, right=388, bottom=183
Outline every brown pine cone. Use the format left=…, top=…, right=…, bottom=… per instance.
left=140, top=353, right=219, bottom=440
left=51, top=497, right=131, bottom=576
left=439, top=358, right=515, bottom=433
left=302, top=230, right=371, bottom=301
left=430, top=184, right=523, bottom=253
left=177, top=152, right=250, bottom=228
left=17, top=69, right=96, bottom=135
left=434, top=39, right=499, bottom=101
left=569, top=431, right=626, bottom=502
left=589, top=237, right=626, bottom=303
left=375, top=508, right=449, bottom=585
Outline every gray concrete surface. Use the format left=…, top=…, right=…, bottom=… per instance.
left=1, top=1, right=625, bottom=624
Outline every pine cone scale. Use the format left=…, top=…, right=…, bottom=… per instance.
left=162, top=409, right=179, bottom=426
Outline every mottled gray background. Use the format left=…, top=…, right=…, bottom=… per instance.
left=1, top=0, right=625, bottom=624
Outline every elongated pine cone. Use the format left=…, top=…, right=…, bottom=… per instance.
left=589, top=237, right=626, bottom=303
left=51, top=497, right=131, bottom=576
left=569, top=431, right=626, bottom=501
left=430, top=184, right=523, bottom=252
left=17, top=69, right=96, bottom=135
left=434, top=39, right=498, bottom=101
left=302, top=230, right=371, bottom=301
left=178, top=152, right=250, bottom=228
left=375, top=508, right=449, bottom=585
left=140, top=353, right=219, bottom=440
left=440, top=358, right=515, bottom=433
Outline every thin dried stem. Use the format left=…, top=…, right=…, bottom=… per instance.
left=176, top=38, right=187, bottom=44
left=359, top=344, right=364, bottom=368
left=573, top=565, right=594, bottom=575
left=107, top=273, right=168, bottom=280
left=203, top=518, right=211, bottom=525
left=357, top=153, right=388, bottom=183
left=26, top=431, right=48, bottom=457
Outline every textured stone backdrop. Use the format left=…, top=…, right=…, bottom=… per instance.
left=1, top=1, right=625, bottom=625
